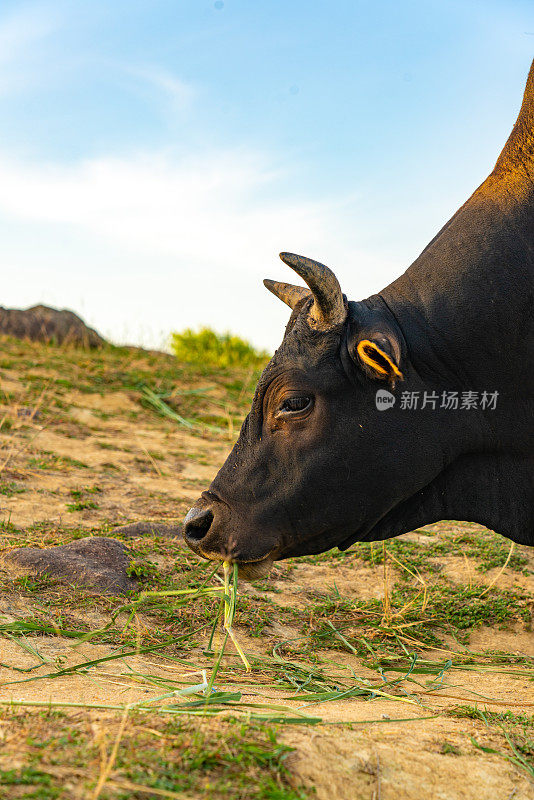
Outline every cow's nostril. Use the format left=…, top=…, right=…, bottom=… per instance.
left=183, top=506, right=214, bottom=543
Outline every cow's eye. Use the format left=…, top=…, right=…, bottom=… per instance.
left=279, top=396, right=312, bottom=414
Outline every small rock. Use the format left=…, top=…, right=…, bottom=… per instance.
left=2, top=537, right=137, bottom=594
left=111, top=521, right=183, bottom=539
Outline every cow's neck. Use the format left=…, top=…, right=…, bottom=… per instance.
left=371, top=61, right=534, bottom=547
left=381, top=61, right=534, bottom=392
left=341, top=449, right=534, bottom=548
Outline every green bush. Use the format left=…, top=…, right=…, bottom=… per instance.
left=170, top=327, right=270, bottom=370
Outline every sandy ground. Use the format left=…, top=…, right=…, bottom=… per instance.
left=0, top=342, right=533, bottom=799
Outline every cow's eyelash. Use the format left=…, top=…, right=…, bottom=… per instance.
left=278, top=396, right=312, bottom=414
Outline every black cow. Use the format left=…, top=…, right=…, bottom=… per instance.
left=184, top=59, right=534, bottom=578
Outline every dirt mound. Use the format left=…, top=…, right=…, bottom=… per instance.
left=111, top=520, right=183, bottom=539
left=1, top=536, right=137, bottom=593
left=0, top=304, right=105, bottom=347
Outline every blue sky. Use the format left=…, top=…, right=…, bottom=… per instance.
left=0, top=1, right=533, bottom=350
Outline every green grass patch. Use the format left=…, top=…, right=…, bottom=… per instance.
left=28, top=451, right=88, bottom=471
left=0, top=480, right=26, bottom=496
left=170, top=327, right=269, bottom=370
left=65, top=485, right=102, bottom=512
left=66, top=500, right=99, bottom=512
left=302, top=582, right=532, bottom=656
left=0, top=710, right=309, bottom=799
left=449, top=705, right=534, bottom=727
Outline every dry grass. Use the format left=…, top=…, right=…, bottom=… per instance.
left=0, top=334, right=533, bottom=799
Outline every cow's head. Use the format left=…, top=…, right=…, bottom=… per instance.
left=183, top=252, right=446, bottom=578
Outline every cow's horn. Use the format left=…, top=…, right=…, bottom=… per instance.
left=263, top=279, right=310, bottom=309
left=279, top=252, right=346, bottom=328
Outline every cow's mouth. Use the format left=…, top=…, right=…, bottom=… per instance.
left=183, top=499, right=280, bottom=580
left=182, top=519, right=276, bottom=581
left=235, top=555, right=274, bottom=581
left=191, top=549, right=274, bottom=582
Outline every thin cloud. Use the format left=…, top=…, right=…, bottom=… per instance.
left=0, top=3, right=61, bottom=94
left=0, top=145, right=400, bottom=349
left=0, top=148, right=350, bottom=270
left=123, top=65, right=196, bottom=111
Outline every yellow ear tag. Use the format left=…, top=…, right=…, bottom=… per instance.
left=356, top=339, right=403, bottom=380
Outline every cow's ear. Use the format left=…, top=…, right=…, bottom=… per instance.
left=350, top=333, right=403, bottom=383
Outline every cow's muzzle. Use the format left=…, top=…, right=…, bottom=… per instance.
left=183, top=493, right=276, bottom=580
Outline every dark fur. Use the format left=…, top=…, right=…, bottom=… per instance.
left=184, top=59, right=534, bottom=566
